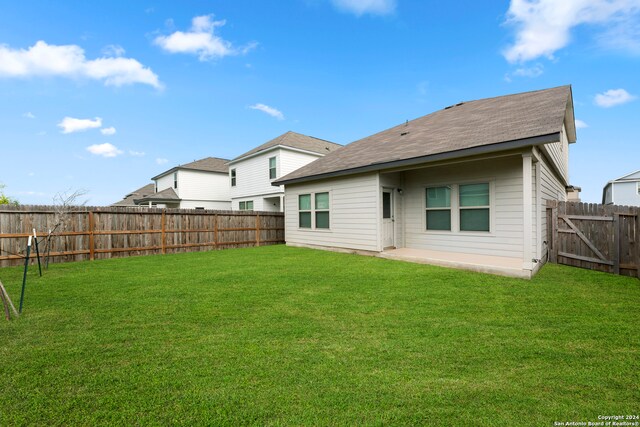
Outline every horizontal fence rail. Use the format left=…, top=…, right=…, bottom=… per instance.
left=546, top=201, right=639, bottom=278
left=0, top=206, right=285, bottom=267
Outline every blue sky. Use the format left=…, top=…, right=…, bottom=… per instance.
left=1, top=0, right=638, bottom=205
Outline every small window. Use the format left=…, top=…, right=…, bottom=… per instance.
left=239, top=201, right=254, bottom=211
left=173, top=172, right=178, bottom=189
left=382, top=192, right=392, bottom=219
left=231, top=169, right=236, bottom=187
left=299, top=194, right=311, bottom=228
left=425, top=186, right=451, bottom=231
left=269, top=157, right=277, bottom=180
left=459, top=183, right=490, bottom=232
left=315, top=192, right=330, bottom=229
left=637, top=182, right=640, bottom=195
left=195, top=207, right=205, bottom=210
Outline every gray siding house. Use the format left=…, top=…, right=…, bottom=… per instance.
left=602, top=170, right=640, bottom=206
left=274, top=86, right=577, bottom=278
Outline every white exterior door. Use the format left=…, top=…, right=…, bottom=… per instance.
left=382, top=188, right=395, bottom=249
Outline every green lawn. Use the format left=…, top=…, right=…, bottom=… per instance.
left=0, top=246, right=638, bottom=426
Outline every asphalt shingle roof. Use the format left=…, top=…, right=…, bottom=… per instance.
left=231, top=131, right=342, bottom=162
left=135, top=187, right=180, bottom=203
left=111, top=183, right=155, bottom=207
left=152, top=157, right=229, bottom=180
left=275, top=86, right=573, bottom=184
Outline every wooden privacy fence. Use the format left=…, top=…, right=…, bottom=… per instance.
left=546, top=201, right=639, bottom=278
left=0, top=206, right=285, bottom=267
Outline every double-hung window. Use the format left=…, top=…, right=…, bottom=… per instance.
left=425, top=186, right=451, bottom=231
left=173, top=172, right=178, bottom=189
left=230, top=169, right=236, bottom=187
left=459, top=183, right=490, bottom=232
left=269, top=157, right=277, bottom=180
left=299, top=195, right=311, bottom=228
left=299, top=192, right=330, bottom=229
left=239, top=200, right=253, bottom=211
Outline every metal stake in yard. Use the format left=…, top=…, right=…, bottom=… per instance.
left=33, top=229, right=42, bottom=277
left=19, top=236, right=32, bottom=314
left=0, top=279, right=19, bottom=320
left=45, top=229, right=52, bottom=270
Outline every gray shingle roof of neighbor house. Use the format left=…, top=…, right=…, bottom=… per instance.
left=111, top=183, right=156, bottom=207
left=274, top=85, right=576, bottom=186
left=151, top=157, right=230, bottom=180
left=134, top=187, right=181, bottom=204
left=230, top=131, right=342, bottom=163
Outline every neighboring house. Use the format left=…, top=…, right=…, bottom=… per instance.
left=602, top=170, right=640, bottom=206
left=566, top=185, right=581, bottom=202
left=111, top=184, right=155, bottom=207
left=136, top=157, right=231, bottom=209
left=228, top=131, right=341, bottom=212
left=274, top=86, right=577, bottom=278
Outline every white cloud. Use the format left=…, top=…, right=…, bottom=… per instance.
left=0, top=40, right=162, bottom=88
left=331, top=0, right=396, bottom=15
left=249, top=103, right=284, bottom=120
left=503, top=0, right=640, bottom=63
left=156, top=158, right=169, bottom=165
left=594, top=88, right=637, bottom=107
left=575, top=119, right=589, bottom=129
left=513, top=63, right=544, bottom=77
left=129, top=150, right=146, bottom=157
left=23, top=111, right=35, bottom=119
left=101, top=44, right=125, bottom=57
left=86, top=143, right=123, bottom=158
left=58, top=116, right=102, bottom=134
left=100, top=126, right=117, bottom=135
left=154, top=14, right=256, bottom=61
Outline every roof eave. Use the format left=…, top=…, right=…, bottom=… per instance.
left=273, top=132, right=561, bottom=186
left=151, top=167, right=227, bottom=180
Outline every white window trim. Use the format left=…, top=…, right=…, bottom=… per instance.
left=230, top=169, right=236, bottom=187
left=422, top=179, right=495, bottom=236
left=239, top=200, right=254, bottom=211
left=269, top=156, right=278, bottom=181
left=425, top=185, right=452, bottom=232
left=297, top=191, right=332, bottom=231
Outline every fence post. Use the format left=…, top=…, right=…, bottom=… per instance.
left=255, top=213, right=261, bottom=246
left=88, top=211, right=95, bottom=261
left=550, top=201, right=558, bottom=263
left=161, top=209, right=166, bottom=255
left=214, top=214, right=218, bottom=247
left=612, top=213, right=620, bottom=275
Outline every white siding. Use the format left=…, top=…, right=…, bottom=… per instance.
left=156, top=174, right=173, bottom=192
left=539, top=153, right=567, bottom=260
left=177, top=170, right=230, bottom=202
left=180, top=200, right=231, bottom=209
left=541, top=124, right=569, bottom=185
left=230, top=147, right=323, bottom=211
left=403, top=156, right=525, bottom=259
left=284, top=173, right=380, bottom=252
left=611, top=181, right=640, bottom=206
left=280, top=150, right=322, bottom=178
left=230, top=150, right=283, bottom=199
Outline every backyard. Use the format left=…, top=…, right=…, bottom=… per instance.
left=0, top=245, right=638, bottom=425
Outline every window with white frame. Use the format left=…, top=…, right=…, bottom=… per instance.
left=230, top=169, right=236, bottom=187
left=459, top=183, right=490, bottom=232
left=269, top=157, right=277, bottom=180
left=239, top=200, right=254, bottom=211
left=173, top=172, right=178, bottom=189
left=315, top=193, right=330, bottom=229
left=637, top=182, right=640, bottom=195
left=425, top=186, right=451, bottom=231
left=425, top=182, right=491, bottom=233
left=298, top=192, right=330, bottom=229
